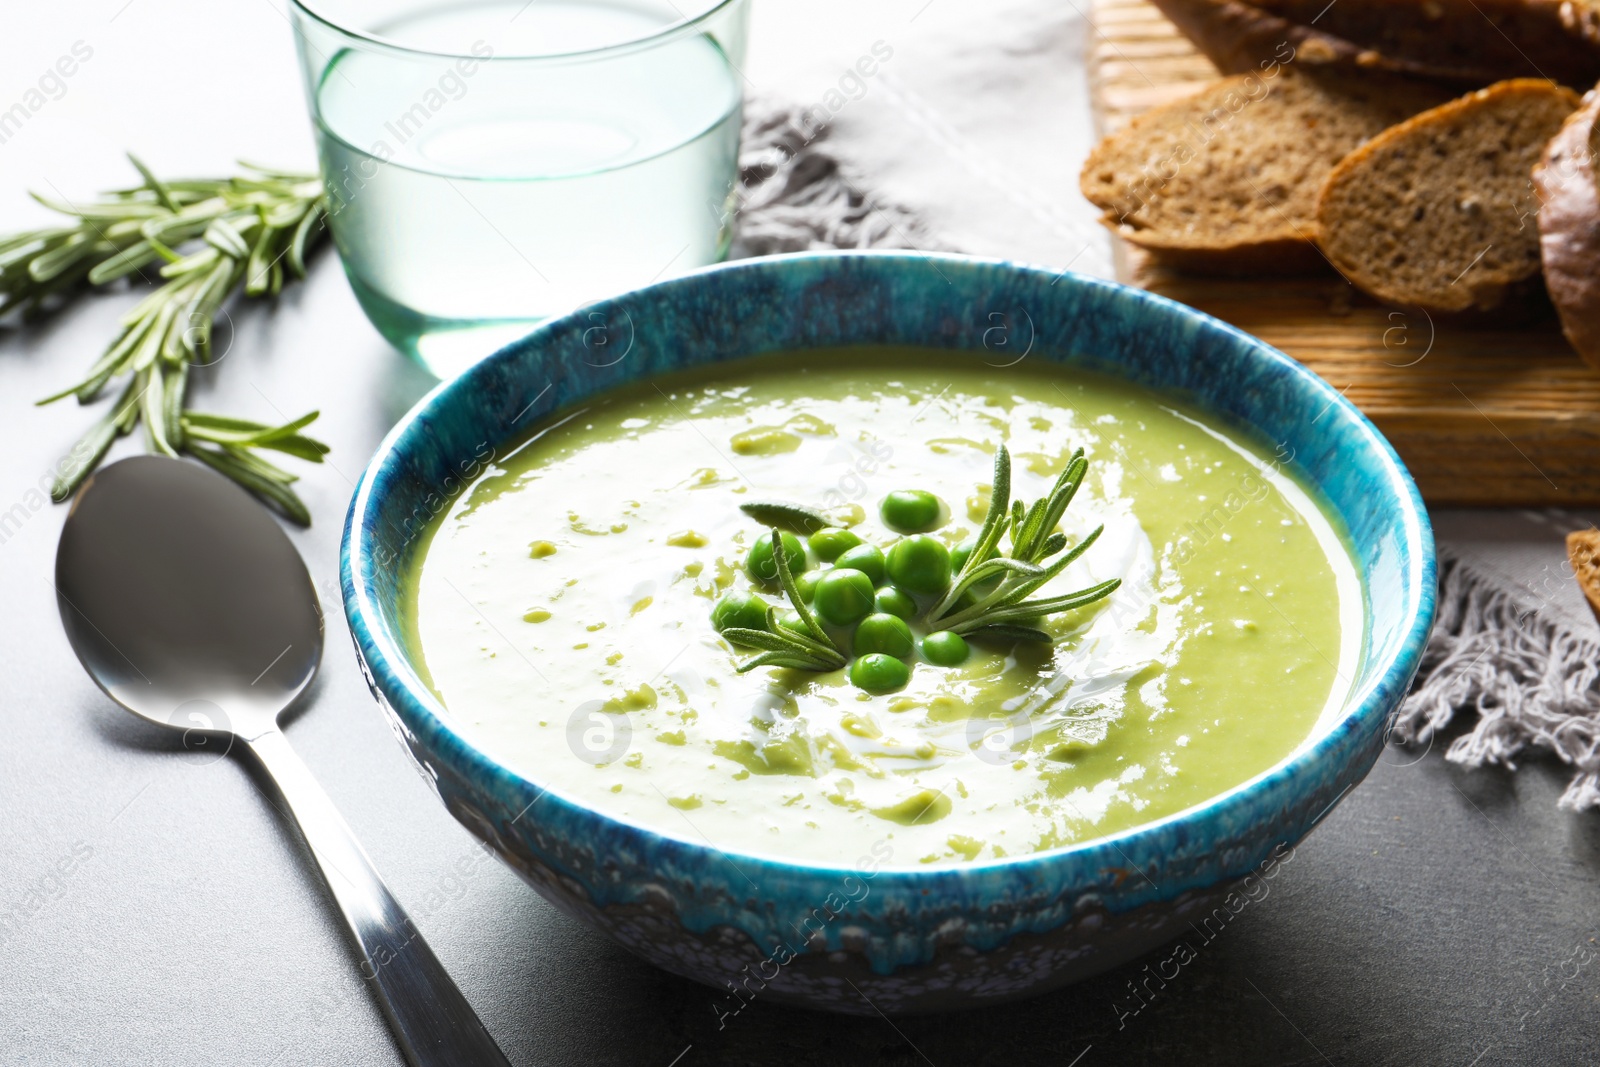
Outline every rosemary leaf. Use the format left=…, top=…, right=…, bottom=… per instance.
left=1014, top=496, right=1051, bottom=559
left=1020, top=453, right=1087, bottom=561
left=141, top=365, right=177, bottom=458
left=968, top=624, right=1055, bottom=645
left=29, top=191, right=168, bottom=220
left=87, top=240, right=162, bottom=285
left=771, top=530, right=838, bottom=654
left=948, top=579, right=1123, bottom=635
left=718, top=628, right=799, bottom=653
left=30, top=235, right=99, bottom=283
left=74, top=317, right=154, bottom=400
left=252, top=410, right=322, bottom=440
left=736, top=652, right=844, bottom=674
left=129, top=300, right=178, bottom=373
left=162, top=361, right=187, bottom=450
left=0, top=234, right=54, bottom=269
left=49, top=378, right=138, bottom=502
left=188, top=443, right=311, bottom=526
left=254, top=434, right=330, bottom=463
left=970, top=446, right=1012, bottom=563
left=288, top=207, right=321, bottom=278
left=162, top=245, right=220, bottom=279
left=203, top=217, right=250, bottom=259
left=181, top=412, right=274, bottom=433
left=739, top=500, right=833, bottom=534
left=720, top=626, right=835, bottom=660
left=127, top=153, right=179, bottom=213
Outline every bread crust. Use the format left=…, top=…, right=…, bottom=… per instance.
left=1151, top=0, right=1600, bottom=88
left=1082, top=67, right=1449, bottom=271
left=1535, top=86, right=1600, bottom=368
left=1566, top=528, right=1600, bottom=627
left=1112, top=239, right=1332, bottom=275
left=1315, top=79, right=1581, bottom=312
left=1148, top=0, right=1378, bottom=77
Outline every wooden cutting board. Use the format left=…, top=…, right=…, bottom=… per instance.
left=1087, top=0, right=1600, bottom=506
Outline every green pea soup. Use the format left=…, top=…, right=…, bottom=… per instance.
left=403, top=349, right=1363, bottom=867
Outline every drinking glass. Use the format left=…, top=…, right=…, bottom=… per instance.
left=288, top=0, right=749, bottom=378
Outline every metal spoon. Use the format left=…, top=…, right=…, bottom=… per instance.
left=54, top=454, right=511, bottom=1067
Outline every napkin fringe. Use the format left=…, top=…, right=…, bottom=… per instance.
left=1394, top=552, right=1600, bottom=810
left=733, top=101, right=945, bottom=256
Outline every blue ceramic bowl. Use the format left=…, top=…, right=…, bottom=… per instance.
left=341, top=252, right=1435, bottom=1015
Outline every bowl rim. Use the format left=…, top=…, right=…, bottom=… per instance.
left=341, top=249, right=1437, bottom=878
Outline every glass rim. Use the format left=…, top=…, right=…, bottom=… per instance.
left=287, top=0, right=745, bottom=63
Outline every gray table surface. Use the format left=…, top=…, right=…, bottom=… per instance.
left=5, top=3, right=1600, bottom=1065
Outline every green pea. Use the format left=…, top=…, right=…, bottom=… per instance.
left=850, top=653, right=912, bottom=693
left=813, top=568, right=876, bottom=626
left=809, top=527, right=862, bottom=563
left=873, top=586, right=918, bottom=621
left=950, top=538, right=977, bottom=575
left=711, top=592, right=770, bottom=636
left=921, top=631, right=970, bottom=666
left=853, top=613, right=915, bottom=658
left=795, top=572, right=819, bottom=603
left=777, top=611, right=809, bottom=636
left=747, top=530, right=807, bottom=585
left=886, top=535, right=952, bottom=596
left=880, top=489, right=943, bottom=533
left=835, top=544, right=886, bottom=585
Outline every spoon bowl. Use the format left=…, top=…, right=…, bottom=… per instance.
left=56, top=454, right=322, bottom=739
left=56, top=455, right=509, bottom=1067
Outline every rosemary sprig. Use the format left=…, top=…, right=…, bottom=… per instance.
left=721, top=529, right=846, bottom=673
left=925, top=445, right=1120, bottom=637
left=6, top=154, right=331, bottom=523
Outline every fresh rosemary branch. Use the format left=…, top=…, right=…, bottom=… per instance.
left=926, top=445, right=1120, bottom=638
left=721, top=529, right=846, bottom=673
left=5, top=155, right=331, bottom=524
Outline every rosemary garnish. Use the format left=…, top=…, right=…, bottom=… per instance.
left=6, top=155, right=330, bottom=523
left=712, top=444, right=1121, bottom=692
left=926, top=445, right=1120, bottom=636
left=720, top=529, right=846, bottom=673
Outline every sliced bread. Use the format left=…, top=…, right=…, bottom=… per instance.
left=1148, top=0, right=1380, bottom=78
left=1256, top=1, right=1600, bottom=87
left=1534, top=87, right=1600, bottom=368
left=1315, top=79, right=1581, bottom=312
left=1566, top=528, right=1600, bottom=626
left=1151, top=0, right=1600, bottom=89
left=1080, top=67, right=1450, bottom=270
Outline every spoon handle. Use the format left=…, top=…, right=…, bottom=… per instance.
left=245, top=727, right=513, bottom=1067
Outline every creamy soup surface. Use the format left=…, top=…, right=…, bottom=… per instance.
left=406, top=349, right=1363, bottom=866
